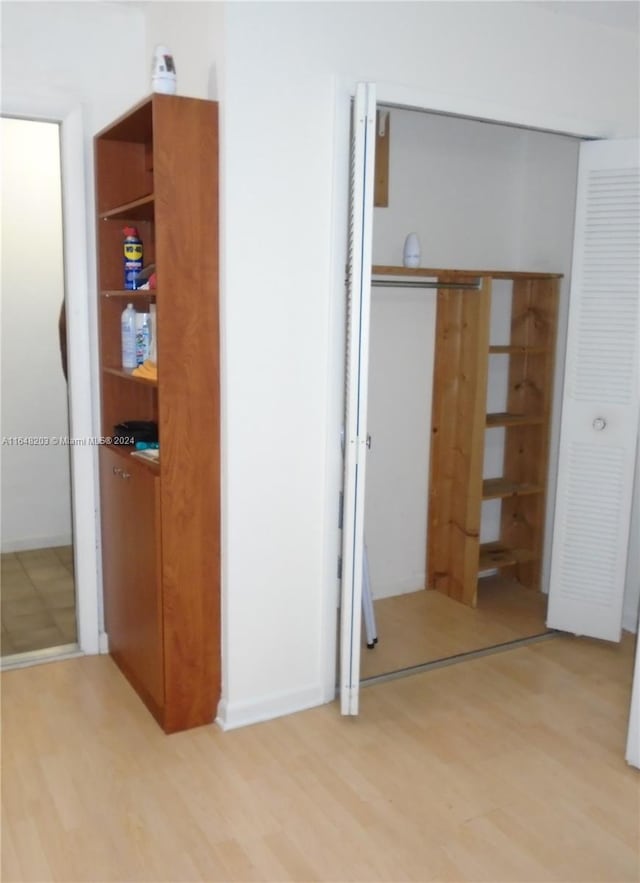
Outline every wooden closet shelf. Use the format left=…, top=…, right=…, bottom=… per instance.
left=99, top=193, right=154, bottom=221
left=489, top=345, right=548, bottom=355
left=103, top=366, right=158, bottom=387
left=372, top=265, right=562, bottom=281
left=478, top=543, right=537, bottom=570
left=428, top=271, right=560, bottom=604
left=486, top=412, right=544, bottom=428
left=482, top=479, right=543, bottom=500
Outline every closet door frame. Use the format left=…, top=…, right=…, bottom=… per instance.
left=339, top=82, right=377, bottom=715
left=327, top=77, right=637, bottom=714
left=1, top=92, right=101, bottom=657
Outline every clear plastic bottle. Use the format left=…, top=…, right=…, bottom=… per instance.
left=135, top=312, right=151, bottom=366
left=121, top=303, right=137, bottom=369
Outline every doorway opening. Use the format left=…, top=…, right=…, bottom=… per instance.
left=1, top=117, right=78, bottom=660
left=357, top=104, right=582, bottom=682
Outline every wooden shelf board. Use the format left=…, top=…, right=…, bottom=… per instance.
left=489, top=345, right=548, bottom=355
left=102, top=290, right=156, bottom=299
left=482, top=479, right=543, bottom=500
left=372, top=265, right=562, bottom=281
left=103, top=442, right=160, bottom=475
left=103, top=366, right=158, bottom=387
left=486, top=412, right=544, bottom=428
left=99, top=193, right=154, bottom=221
left=478, top=543, right=537, bottom=570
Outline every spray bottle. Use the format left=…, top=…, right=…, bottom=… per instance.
left=123, top=227, right=143, bottom=290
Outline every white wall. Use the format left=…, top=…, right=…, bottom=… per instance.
left=143, top=2, right=225, bottom=101
left=219, top=0, right=639, bottom=727
left=365, top=287, right=435, bottom=598
left=372, top=113, right=525, bottom=269
left=3, top=1, right=637, bottom=723
left=0, top=0, right=148, bottom=625
left=0, top=3, right=147, bottom=131
left=0, top=119, right=71, bottom=551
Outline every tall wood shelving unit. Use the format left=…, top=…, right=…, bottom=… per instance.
left=372, top=265, right=560, bottom=608
left=95, top=94, right=220, bottom=733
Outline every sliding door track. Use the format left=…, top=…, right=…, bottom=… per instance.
left=360, top=630, right=560, bottom=688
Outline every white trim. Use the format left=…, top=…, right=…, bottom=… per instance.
left=216, top=685, right=327, bottom=731
left=339, top=82, right=377, bottom=717
left=0, top=644, right=83, bottom=672
left=61, top=105, right=101, bottom=656
left=321, top=77, right=617, bottom=699
left=626, top=635, right=640, bottom=768
left=374, top=82, right=616, bottom=140
left=2, top=94, right=101, bottom=657
left=320, top=77, right=353, bottom=705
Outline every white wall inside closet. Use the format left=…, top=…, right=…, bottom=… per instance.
left=365, top=108, right=580, bottom=600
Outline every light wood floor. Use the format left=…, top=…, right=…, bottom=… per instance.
left=1, top=547, right=76, bottom=656
left=2, top=634, right=638, bottom=882
left=361, top=578, right=548, bottom=679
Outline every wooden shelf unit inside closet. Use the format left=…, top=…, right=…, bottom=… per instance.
left=372, top=265, right=561, bottom=608
left=95, top=94, right=220, bottom=733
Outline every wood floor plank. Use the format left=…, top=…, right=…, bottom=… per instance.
left=1, top=636, right=638, bottom=882
left=361, top=579, right=548, bottom=679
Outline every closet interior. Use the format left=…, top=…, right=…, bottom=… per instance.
left=361, top=107, right=580, bottom=680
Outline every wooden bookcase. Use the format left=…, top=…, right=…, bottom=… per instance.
left=95, top=94, right=220, bottom=732
left=372, top=266, right=560, bottom=608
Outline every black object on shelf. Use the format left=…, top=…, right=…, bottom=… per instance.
left=113, top=420, right=158, bottom=444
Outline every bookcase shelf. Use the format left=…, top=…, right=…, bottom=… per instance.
left=102, top=366, right=158, bottom=387
left=99, top=193, right=154, bottom=221
left=96, top=94, right=220, bottom=733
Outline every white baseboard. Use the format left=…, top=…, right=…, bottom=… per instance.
left=1, top=533, right=73, bottom=553
left=99, top=631, right=109, bottom=654
left=216, top=684, right=327, bottom=731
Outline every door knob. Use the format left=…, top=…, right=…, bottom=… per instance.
left=592, top=417, right=607, bottom=431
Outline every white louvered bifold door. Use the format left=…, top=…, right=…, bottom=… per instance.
left=340, top=83, right=376, bottom=716
left=547, top=139, right=640, bottom=641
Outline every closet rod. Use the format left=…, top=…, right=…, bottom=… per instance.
left=371, top=278, right=482, bottom=291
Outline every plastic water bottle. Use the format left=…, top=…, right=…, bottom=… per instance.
left=121, top=303, right=137, bottom=369
left=135, top=312, right=151, bottom=366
